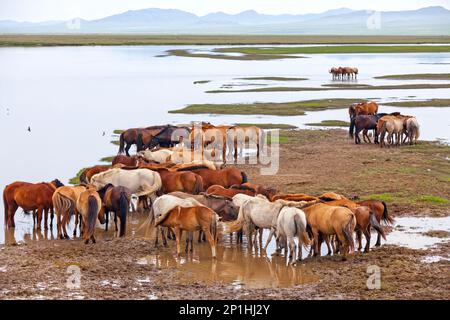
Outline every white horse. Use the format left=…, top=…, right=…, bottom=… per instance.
left=276, top=206, right=310, bottom=264
left=137, top=149, right=173, bottom=163
left=404, top=117, right=420, bottom=145
left=90, top=168, right=162, bottom=205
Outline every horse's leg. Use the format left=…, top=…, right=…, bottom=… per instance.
left=174, top=227, right=182, bottom=257
left=324, top=235, right=332, bottom=256
left=202, top=226, right=217, bottom=259
left=356, top=229, right=362, bottom=251
left=244, top=222, right=253, bottom=249
left=289, top=236, right=297, bottom=264
left=363, top=227, right=371, bottom=253
left=125, top=143, right=131, bottom=157
left=44, top=208, right=49, bottom=230
left=104, top=209, right=109, bottom=231
left=154, top=227, right=160, bottom=248
left=313, top=229, right=320, bottom=257
left=114, top=212, right=118, bottom=232
left=162, top=228, right=168, bottom=247
left=264, top=228, right=275, bottom=251
left=91, top=234, right=96, bottom=244
left=185, top=232, right=191, bottom=253
left=36, top=207, right=43, bottom=230
left=197, top=230, right=202, bottom=243
left=73, top=213, right=78, bottom=237
left=375, top=231, right=382, bottom=247
left=259, top=229, right=263, bottom=248
left=50, top=208, right=54, bottom=229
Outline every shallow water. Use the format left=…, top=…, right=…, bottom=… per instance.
left=1, top=45, right=450, bottom=241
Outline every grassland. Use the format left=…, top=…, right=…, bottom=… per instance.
left=206, top=83, right=450, bottom=93
left=375, top=73, right=450, bottom=80
left=167, top=49, right=300, bottom=61
left=2, top=35, right=450, bottom=47
left=193, top=80, right=211, bottom=84
left=169, top=99, right=361, bottom=116
left=233, top=123, right=297, bottom=129
left=216, top=45, right=450, bottom=55
left=235, top=77, right=308, bottom=81
left=305, top=120, right=350, bottom=127
left=383, top=99, right=450, bottom=107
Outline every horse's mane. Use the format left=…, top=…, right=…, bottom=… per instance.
left=230, top=184, right=255, bottom=191
left=204, top=193, right=231, bottom=201
left=175, top=165, right=211, bottom=172
left=318, top=196, right=338, bottom=202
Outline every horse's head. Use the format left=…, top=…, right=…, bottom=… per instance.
left=353, top=68, right=358, bottom=74
left=51, top=179, right=64, bottom=189
left=221, top=199, right=239, bottom=221
left=261, top=187, right=278, bottom=200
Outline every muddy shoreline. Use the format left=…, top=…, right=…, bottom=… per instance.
left=1, top=129, right=449, bottom=300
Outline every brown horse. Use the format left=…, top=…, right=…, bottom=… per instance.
left=52, top=185, right=87, bottom=239
left=3, top=179, right=64, bottom=229
left=357, top=199, right=393, bottom=246
left=177, top=166, right=247, bottom=189
left=118, top=126, right=165, bottom=156
left=80, top=165, right=111, bottom=184
left=153, top=205, right=218, bottom=258
left=206, top=184, right=255, bottom=199
left=324, top=199, right=386, bottom=253
left=348, top=101, right=379, bottom=119
left=271, top=193, right=319, bottom=202
left=97, top=184, right=131, bottom=237
left=141, top=167, right=203, bottom=194
left=318, top=192, right=347, bottom=202
left=76, top=185, right=105, bottom=244
left=303, top=203, right=356, bottom=259
left=239, top=183, right=277, bottom=199
left=112, top=155, right=139, bottom=167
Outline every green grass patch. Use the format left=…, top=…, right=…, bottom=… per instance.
left=267, top=135, right=289, bottom=144
left=69, top=168, right=86, bottom=185
left=194, top=80, right=211, bottom=84
left=233, top=123, right=297, bottom=129
left=305, top=120, right=350, bottom=127
left=110, top=140, right=120, bottom=146
left=216, top=45, right=450, bottom=55
left=382, top=99, right=450, bottom=108
left=169, top=99, right=362, bottom=116
left=416, top=195, right=449, bottom=204
left=422, top=230, right=450, bottom=238
left=113, top=129, right=124, bottom=134
left=365, top=193, right=394, bottom=202
left=167, top=49, right=301, bottom=61
left=375, top=73, right=450, bottom=80
left=100, top=156, right=114, bottom=163
left=235, top=77, right=307, bottom=81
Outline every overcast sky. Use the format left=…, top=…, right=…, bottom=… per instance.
left=1, top=0, right=449, bottom=22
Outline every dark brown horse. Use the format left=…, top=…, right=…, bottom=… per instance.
left=349, top=115, right=380, bottom=144
left=80, top=165, right=111, bottom=184
left=118, top=126, right=165, bottom=156
left=3, top=179, right=64, bottom=229
left=112, top=155, right=139, bottom=167
left=177, top=166, right=247, bottom=189
left=97, top=184, right=132, bottom=237
left=141, top=125, right=190, bottom=150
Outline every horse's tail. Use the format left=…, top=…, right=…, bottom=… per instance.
left=193, top=175, right=204, bottom=195
left=136, top=133, right=144, bottom=152
left=221, top=203, right=245, bottom=234
left=240, top=171, right=248, bottom=184
left=342, top=214, right=356, bottom=253
left=349, top=117, right=355, bottom=138
left=87, top=196, right=98, bottom=237
left=294, top=213, right=311, bottom=249
left=118, top=132, right=125, bottom=154
left=210, top=211, right=218, bottom=244
left=79, top=168, right=88, bottom=184
left=369, top=212, right=386, bottom=240
left=381, top=201, right=394, bottom=225
left=119, top=192, right=129, bottom=237
left=3, top=187, right=8, bottom=226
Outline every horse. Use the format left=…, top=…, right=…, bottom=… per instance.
left=97, top=184, right=131, bottom=237
left=349, top=114, right=380, bottom=144
left=118, top=126, right=165, bottom=156
left=206, top=184, right=256, bottom=199
left=302, top=203, right=356, bottom=259
left=112, top=155, right=139, bottom=167
left=177, top=167, right=247, bottom=189
left=323, top=199, right=386, bottom=253
left=239, top=183, right=278, bottom=199
left=137, top=149, right=173, bottom=163
left=403, top=117, right=420, bottom=145
left=276, top=206, right=311, bottom=264
left=341, top=67, right=358, bottom=79
left=348, top=101, right=379, bottom=119
left=377, top=115, right=406, bottom=147
left=357, top=200, right=393, bottom=246
left=318, top=192, right=347, bottom=202
left=141, top=125, right=190, bottom=149
left=3, top=179, right=64, bottom=230
left=144, top=167, right=203, bottom=194
left=329, top=67, right=340, bottom=80
left=155, top=205, right=219, bottom=258
left=80, top=165, right=111, bottom=184
left=271, top=193, right=319, bottom=202
left=90, top=168, right=162, bottom=211
left=227, top=126, right=264, bottom=160
left=52, top=185, right=87, bottom=239
left=76, top=185, right=105, bottom=244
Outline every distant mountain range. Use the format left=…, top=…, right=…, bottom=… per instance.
left=1, top=6, right=449, bottom=35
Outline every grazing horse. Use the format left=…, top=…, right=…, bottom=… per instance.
left=349, top=114, right=380, bottom=144
left=145, top=167, right=203, bottom=194
left=276, top=206, right=311, bottom=264
left=403, top=117, right=420, bottom=145
left=357, top=200, right=393, bottom=246
left=348, top=101, right=379, bottom=119
left=324, top=199, right=386, bottom=253
left=90, top=168, right=162, bottom=210
left=302, top=203, right=356, bottom=259
left=3, top=179, right=64, bottom=229
left=76, top=186, right=105, bottom=244
left=112, top=155, right=139, bottom=167
left=80, top=165, right=111, bottom=184
left=118, top=126, right=165, bottom=156
left=206, top=184, right=256, bottom=199
left=52, top=185, right=87, bottom=239
left=142, top=125, right=190, bottom=149
left=178, top=167, right=247, bottom=189
left=97, top=184, right=131, bottom=237
left=137, top=149, right=173, bottom=163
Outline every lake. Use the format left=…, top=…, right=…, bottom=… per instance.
left=1, top=45, right=450, bottom=242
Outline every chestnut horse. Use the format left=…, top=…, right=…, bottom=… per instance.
left=348, top=101, right=379, bottom=119
left=3, top=179, right=64, bottom=229
left=177, top=166, right=247, bottom=189
left=80, top=165, right=111, bottom=184
left=112, top=155, right=139, bottom=167
left=153, top=205, right=219, bottom=258
left=141, top=167, right=203, bottom=194
left=357, top=200, right=393, bottom=246
left=97, top=184, right=131, bottom=237
left=76, top=185, right=105, bottom=244
left=271, top=193, right=319, bottom=202
left=118, top=126, right=165, bottom=156
left=206, top=184, right=256, bottom=199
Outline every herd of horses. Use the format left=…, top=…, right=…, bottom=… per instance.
left=348, top=101, right=420, bottom=147
left=329, top=66, right=359, bottom=80
left=3, top=121, right=395, bottom=264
